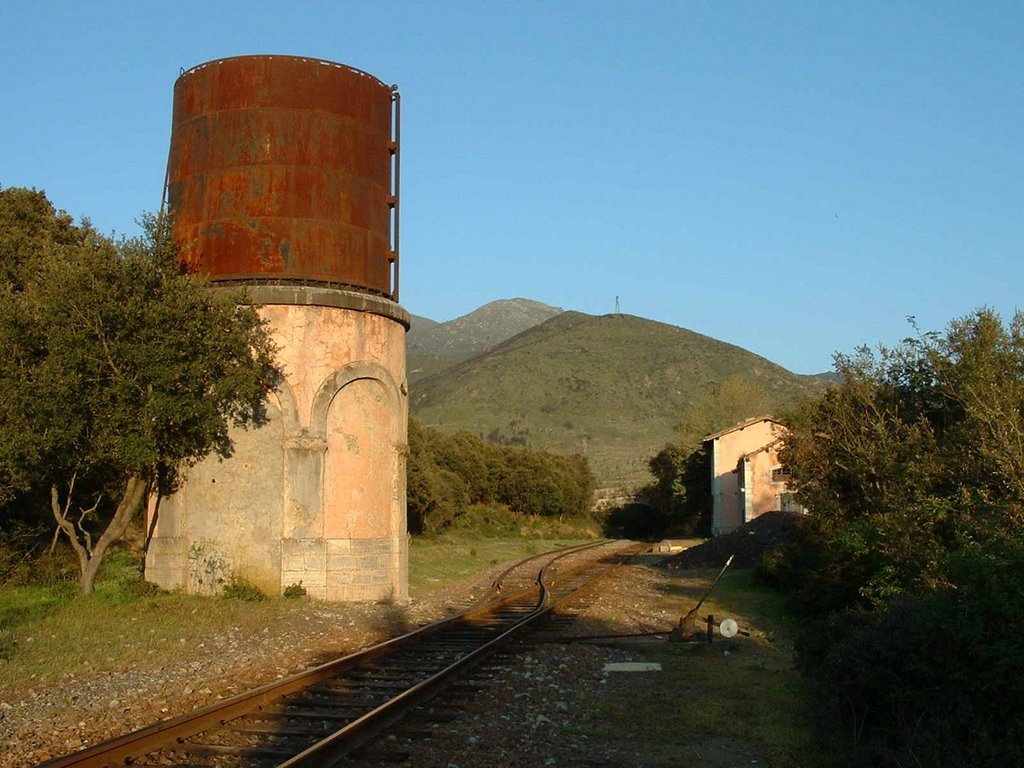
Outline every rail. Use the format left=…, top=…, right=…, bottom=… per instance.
left=39, top=540, right=635, bottom=767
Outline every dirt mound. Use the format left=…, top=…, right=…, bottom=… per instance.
left=666, top=511, right=803, bottom=569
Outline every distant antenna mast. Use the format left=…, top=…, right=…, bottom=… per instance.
left=615, top=295, right=620, bottom=315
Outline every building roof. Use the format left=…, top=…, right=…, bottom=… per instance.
left=741, top=437, right=784, bottom=461
left=702, top=416, right=782, bottom=442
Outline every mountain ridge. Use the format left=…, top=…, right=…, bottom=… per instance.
left=410, top=308, right=826, bottom=486
left=407, top=298, right=562, bottom=382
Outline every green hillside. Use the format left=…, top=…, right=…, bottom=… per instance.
left=410, top=312, right=826, bottom=487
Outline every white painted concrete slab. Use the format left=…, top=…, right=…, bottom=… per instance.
left=602, top=662, right=662, bottom=673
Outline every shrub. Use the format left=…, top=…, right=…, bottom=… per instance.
left=799, top=580, right=1024, bottom=767
left=89, top=548, right=162, bottom=602
left=769, top=311, right=1024, bottom=765
left=0, top=520, right=48, bottom=585
left=448, top=504, right=521, bottom=536
left=603, top=502, right=663, bottom=540
left=407, top=418, right=595, bottom=534
left=221, top=578, right=266, bottom=601
left=282, top=582, right=307, bottom=599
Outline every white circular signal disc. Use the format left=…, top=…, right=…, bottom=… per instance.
left=719, top=618, right=738, bottom=638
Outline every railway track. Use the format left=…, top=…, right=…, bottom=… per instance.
left=40, top=539, right=642, bottom=768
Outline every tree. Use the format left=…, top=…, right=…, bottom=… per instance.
left=643, top=442, right=711, bottom=536
left=405, top=418, right=596, bottom=532
left=405, top=419, right=469, bottom=534
left=677, top=373, right=774, bottom=445
left=0, top=186, right=84, bottom=290
left=769, top=309, right=1024, bottom=764
left=0, top=187, right=281, bottom=595
left=431, top=430, right=498, bottom=504
left=776, top=309, right=1024, bottom=610
left=633, top=374, right=764, bottom=539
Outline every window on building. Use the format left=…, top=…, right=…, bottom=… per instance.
left=779, top=492, right=805, bottom=514
left=771, top=466, right=791, bottom=482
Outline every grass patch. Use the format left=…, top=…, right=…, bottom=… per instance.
left=0, top=548, right=316, bottom=690
left=0, top=585, right=339, bottom=690
left=0, top=584, right=74, bottom=662
left=572, top=566, right=833, bottom=768
left=0, top=537, right=602, bottom=687
left=445, top=503, right=602, bottom=539
left=0, top=588, right=330, bottom=689
left=673, top=568, right=800, bottom=647
left=408, top=535, right=590, bottom=598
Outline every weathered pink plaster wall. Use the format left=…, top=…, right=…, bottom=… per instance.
left=742, top=443, right=787, bottom=521
left=146, top=293, right=409, bottom=602
left=324, top=379, right=392, bottom=539
left=709, top=419, right=787, bottom=535
left=264, top=304, right=406, bottom=431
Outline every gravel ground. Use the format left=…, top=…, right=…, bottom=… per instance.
left=2, top=551, right=778, bottom=768
left=349, top=560, right=767, bottom=768
left=666, top=512, right=801, bottom=568
left=0, top=566, right=501, bottom=767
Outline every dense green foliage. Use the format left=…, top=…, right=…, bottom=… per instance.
left=407, top=418, right=596, bottom=534
left=412, top=311, right=826, bottom=485
left=0, top=187, right=280, bottom=594
left=630, top=442, right=711, bottom=538
left=763, top=309, right=1024, bottom=766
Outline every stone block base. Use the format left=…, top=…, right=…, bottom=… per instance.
left=281, top=536, right=408, bottom=602
left=145, top=537, right=187, bottom=591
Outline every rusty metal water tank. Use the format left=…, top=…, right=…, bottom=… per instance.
left=166, top=55, right=399, bottom=298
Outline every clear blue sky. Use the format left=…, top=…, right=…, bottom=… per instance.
left=2, top=1, right=1021, bottom=374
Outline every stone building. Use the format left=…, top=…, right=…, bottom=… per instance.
left=705, top=417, right=802, bottom=536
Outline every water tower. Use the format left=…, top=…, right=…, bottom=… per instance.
left=144, top=55, right=409, bottom=602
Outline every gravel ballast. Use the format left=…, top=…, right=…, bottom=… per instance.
left=2, top=553, right=809, bottom=767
